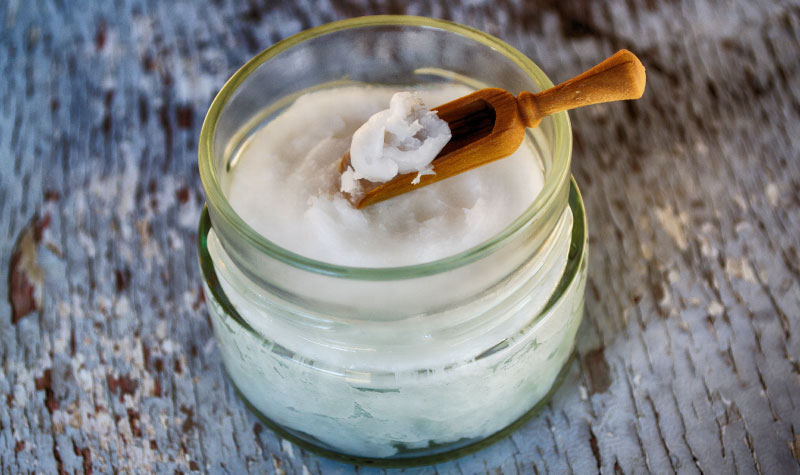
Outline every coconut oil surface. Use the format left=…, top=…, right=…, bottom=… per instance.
left=224, top=85, right=546, bottom=267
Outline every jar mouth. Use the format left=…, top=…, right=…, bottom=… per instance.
left=198, top=15, right=572, bottom=279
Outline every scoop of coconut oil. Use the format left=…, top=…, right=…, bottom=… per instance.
left=341, top=91, right=451, bottom=193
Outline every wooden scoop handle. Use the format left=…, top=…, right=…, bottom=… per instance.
left=517, top=49, right=646, bottom=127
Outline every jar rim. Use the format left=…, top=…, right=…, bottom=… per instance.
left=198, top=15, right=573, bottom=279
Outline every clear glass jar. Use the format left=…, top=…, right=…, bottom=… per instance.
left=198, top=16, right=587, bottom=463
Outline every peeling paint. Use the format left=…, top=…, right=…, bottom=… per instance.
left=9, top=225, right=44, bottom=323
left=725, top=257, right=758, bottom=284
left=654, top=206, right=688, bottom=251
left=765, top=183, right=779, bottom=207
left=708, top=301, right=725, bottom=317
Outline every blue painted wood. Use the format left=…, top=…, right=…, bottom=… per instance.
left=1, top=0, right=799, bottom=473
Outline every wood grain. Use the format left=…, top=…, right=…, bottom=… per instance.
left=518, top=49, right=646, bottom=127
left=1, top=0, right=799, bottom=473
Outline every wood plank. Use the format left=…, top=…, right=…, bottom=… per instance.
left=1, top=0, right=798, bottom=473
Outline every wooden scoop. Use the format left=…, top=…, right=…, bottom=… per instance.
left=341, top=49, right=646, bottom=208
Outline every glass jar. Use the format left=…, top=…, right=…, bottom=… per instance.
left=198, top=16, right=587, bottom=463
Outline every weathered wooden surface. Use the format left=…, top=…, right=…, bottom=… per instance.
left=1, top=0, right=799, bottom=473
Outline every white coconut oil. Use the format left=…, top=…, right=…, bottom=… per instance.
left=202, top=84, right=585, bottom=458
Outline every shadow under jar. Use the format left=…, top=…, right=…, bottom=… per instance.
left=198, top=16, right=588, bottom=464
